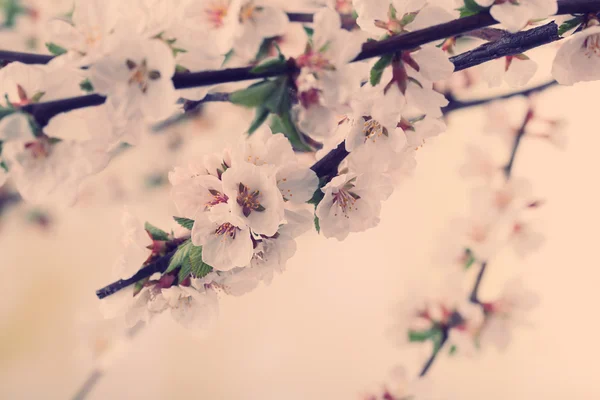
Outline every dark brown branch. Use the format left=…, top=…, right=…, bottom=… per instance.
left=470, top=262, right=489, bottom=303
left=451, top=21, right=560, bottom=72
left=419, top=331, right=449, bottom=377
left=95, top=248, right=177, bottom=299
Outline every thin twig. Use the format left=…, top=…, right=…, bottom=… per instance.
left=504, top=108, right=534, bottom=178
left=419, top=331, right=449, bottom=377
left=442, top=80, right=558, bottom=114
left=470, top=262, right=489, bottom=303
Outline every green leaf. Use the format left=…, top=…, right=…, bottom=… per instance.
left=2, top=0, right=24, bottom=28
left=558, top=16, right=583, bottom=36
left=270, top=112, right=312, bottom=152
left=250, top=57, right=287, bottom=75
left=0, top=160, right=7, bottom=173
left=222, top=49, right=235, bottom=67
left=188, top=246, right=213, bottom=278
left=229, top=80, right=278, bottom=108
left=144, top=222, right=170, bottom=241
left=457, top=0, right=486, bottom=18
left=370, top=54, right=393, bottom=86
left=248, top=106, right=270, bottom=135
left=178, top=255, right=192, bottom=282
left=263, top=77, right=291, bottom=115
left=464, top=248, right=476, bottom=270
left=165, top=239, right=193, bottom=274
left=45, top=42, right=67, bottom=56
left=79, top=79, right=94, bottom=93
left=314, top=214, right=320, bottom=234
left=408, top=328, right=439, bottom=343
left=303, top=26, right=314, bottom=38
left=173, top=216, right=194, bottom=230
left=449, top=345, right=458, bottom=356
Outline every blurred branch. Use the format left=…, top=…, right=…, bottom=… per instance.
left=442, top=80, right=558, bottom=114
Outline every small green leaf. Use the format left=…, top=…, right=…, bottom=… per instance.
left=303, top=26, right=314, bottom=38
left=457, top=0, right=486, bottom=18
left=45, top=42, right=67, bottom=56
left=464, top=248, right=476, bottom=269
left=248, top=106, right=270, bottom=135
left=178, top=255, right=192, bottom=282
left=314, top=214, right=320, bottom=234
left=408, top=328, right=439, bottom=342
left=370, top=54, right=393, bottom=86
left=263, top=77, right=290, bottom=115
left=165, top=239, right=193, bottom=274
left=173, top=216, right=194, bottom=230
left=133, top=278, right=148, bottom=297
left=270, top=112, right=312, bottom=152
left=449, top=345, right=458, bottom=356
left=175, top=64, right=189, bottom=73
left=0, top=160, right=7, bottom=173
left=80, top=79, right=94, bottom=93
left=144, top=222, right=169, bottom=241
left=188, top=246, right=213, bottom=278
left=222, top=49, right=235, bottom=67
left=2, top=0, right=24, bottom=28
left=399, top=12, right=416, bottom=27
left=250, top=57, right=287, bottom=75
left=558, top=16, right=584, bottom=36
left=229, top=80, right=278, bottom=108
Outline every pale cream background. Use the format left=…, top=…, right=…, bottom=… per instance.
left=1, top=30, right=600, bottom=400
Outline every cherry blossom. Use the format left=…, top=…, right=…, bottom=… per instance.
left=191, top=203, right=254, bottom=271
left=480, top=54, right=538, bottom=88
left=479, top=278, right=540, bottom=351
left=47, top=0, right=121, bottom=65
left=474, top=0, right=558, bottom=33
left=552, top=24, right=600, bottom=85
left=89, top=38, right=177, bottom=122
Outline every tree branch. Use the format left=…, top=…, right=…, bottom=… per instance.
left=419, top=331, right=449, bottom=377
left=442, top=80, right=558, bottom=114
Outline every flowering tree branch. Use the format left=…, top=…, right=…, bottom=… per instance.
left=418, top=101, right=537, bottom=377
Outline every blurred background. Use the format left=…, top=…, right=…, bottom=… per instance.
left=1, top=1, right=600, bottom=399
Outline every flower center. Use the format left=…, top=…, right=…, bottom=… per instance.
left=236, top=182, right=266, bottom=217
left=335, top=0, right=353, bottom=14
left=24, top=137, right=51, bottom=159
left=583, top=33, right=600, bottom=58
left=85, top=26, right=102, bottom=47
left=239, top=1, right=260, bottom=23
left=206, top=188, right=229, bottom=209
left=215, top=222, right=239, bottom=239
left=205, top=1, right=229, bottom=29
left=296, top=50, right=335, bottom=72
left=332, top=181, right=360, bottom=217
left=363, top=118, right=388, bottom=141
left=299, top=87, right=321, bottom=108
left=126, top=58, right=161, bottom=94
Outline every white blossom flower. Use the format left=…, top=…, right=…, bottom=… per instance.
left=552, top=24, right=600, bottom=85
left=315, top=172, right=386, bottom=240
left=229, top=0, right=289, bottom=60
left=191, top=203, right=254, bottom=271
left=343, top=83, right=407, bottom=153
left=295, top=8, right=364, bottom=138
left=474, top=0, right=558, bottom=33
left=353, top=0, right=454, bottom=37
left=0, top=113, right=110, bottom=205
left=89, top=38, right=177, bottom=122
left=232, top=127, right=319, bottom=203
left=481, top=54, right=538, bottom=88
left=479, top=278, right=540, bottom=351
left=161, top=285, right=220, bottom=330
left=47, top=0, right=121, bottom=64
left=221, top=161, right=285, bottom=236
